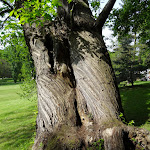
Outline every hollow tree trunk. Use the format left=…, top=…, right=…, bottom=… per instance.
left=21, top=0, right=150, bottom=149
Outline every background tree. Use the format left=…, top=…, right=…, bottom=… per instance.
left=1, top=0, right=150, bottom=149
left=110, top=0, right=150, bottom=70
left=110, top=35, right=145, bottom=85
left=1, top=22, right=35, bottom=83
left=0, top=50, right=12, bottom=78
left=0, top=20, right=36, bottom=98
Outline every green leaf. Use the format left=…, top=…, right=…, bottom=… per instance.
left=10, top=0, right=15, bottom=3
left=67, top=0, right=72, bottom=3
left=17, top=8, right=23, bottom=12
left=9, top=10, right=14, bottom=16
left=16, top=15, right=20, bottom=19
left=14, top=11, right=17, bottom=16
left=19, top=17, right=25, bottom=24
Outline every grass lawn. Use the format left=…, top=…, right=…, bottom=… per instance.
left=120, top=81, right=150, bottom=131
left=0, top=80, right=37, bottom=150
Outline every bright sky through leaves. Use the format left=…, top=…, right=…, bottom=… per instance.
left=0, top=0, right=122, bottom=50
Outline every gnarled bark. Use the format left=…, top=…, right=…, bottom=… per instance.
left=20, top=0, right=150, bottom=149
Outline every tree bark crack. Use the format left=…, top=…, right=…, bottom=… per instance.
left=44, top=34, right=55, bottom=74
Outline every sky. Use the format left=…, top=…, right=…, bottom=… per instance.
left=0, top=0, right=123, bottom=50
left=102, top=0, right=123, bottom=51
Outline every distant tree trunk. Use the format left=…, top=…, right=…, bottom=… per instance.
left=18, top=0, right=150, bottom=149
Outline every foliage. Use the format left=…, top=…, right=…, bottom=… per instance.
left=90, top=0, right=101, bottom=18
left=1, top=20, right=37, bottom=100
left=91, top=1, right=100, bottom=11
left=110, top=0, right=150, bottom=36
left=110, top=0, right=150, bottom=68
left=0, top=50, right=12, bottom=78
left=119, top=113, right=134, bottom=126
left=92, top=139, right=104, bottom=150
left=0, top=0, right=14, bottom=29
left=19, top=78, right=37, bottom=101
left=110, top=35, right=145, bottom=85
left=0, top=59, right=12, bottom=78
left=1, top=22, right=35, bottom=82
left=9, top=0, right=62, bottom=25
left=88, top=139, right=104, bottom=150
left=0, top=1, right=37, bottom=100
left=8, top=0, right=105, bottom=25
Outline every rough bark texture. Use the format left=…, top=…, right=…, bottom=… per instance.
left=20, top=0, right=150, bottom=149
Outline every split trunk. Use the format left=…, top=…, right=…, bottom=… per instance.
left=21, top=0, right=150, bottom=149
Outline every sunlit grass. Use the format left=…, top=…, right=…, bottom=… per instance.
left=0, top=82, right=37, bottom=150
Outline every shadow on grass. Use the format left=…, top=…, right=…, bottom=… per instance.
left=0, top=78, right=22, bottom=85
left=1, top=112, right=34, bottom=124
left=0, top=124, right=35, bottom=149
left=120, top=82, right=150, bottom=126
left=0, top=106, right=36, bottom=149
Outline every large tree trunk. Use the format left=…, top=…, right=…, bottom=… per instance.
left=21, top=0, right=150, bottom=149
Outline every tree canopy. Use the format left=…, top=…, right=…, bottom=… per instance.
left=110, top=35, right=146, bottom=85
left=110, top=0, right=150, bottom=37
left=109, top=0, right=150, bottom=84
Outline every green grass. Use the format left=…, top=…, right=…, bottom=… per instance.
left=120, top=81, right=150, bottom=131
left=0, top=81, right=37, bottom=150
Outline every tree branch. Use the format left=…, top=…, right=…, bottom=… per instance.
left=0, top=9, right=13, bottom=16
left=94, top=0, right=116, bottom=32
left=1, top=0, right=13, bottom=9
left=0, top=15, right=10, bottom=29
